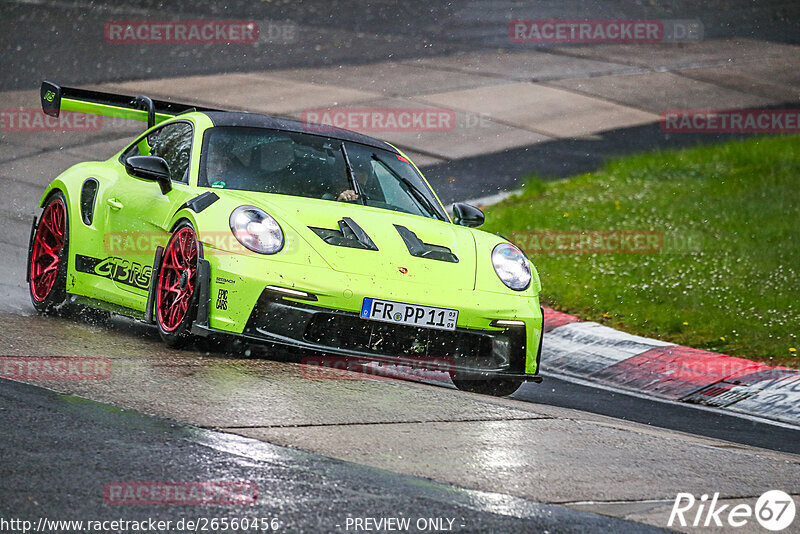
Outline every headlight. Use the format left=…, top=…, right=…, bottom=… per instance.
left=229, top=206, right=284, bottom=254
left=492, top=243, right=531, bottom=291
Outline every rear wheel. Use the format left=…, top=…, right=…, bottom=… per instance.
left=451, top=378, right=523, bottom=397
left=29, top=192, right=71, bottom=314
left=156, top=222, right=200, bottom=348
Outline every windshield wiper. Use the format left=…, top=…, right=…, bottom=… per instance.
left=340, top=143, right=367, bottom=205
left=371, top=154, right=445, bottom=221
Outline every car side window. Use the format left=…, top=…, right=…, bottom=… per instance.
left=150, top=122, right=193, bottom=183
left=121, top=136, right=150, bottom=160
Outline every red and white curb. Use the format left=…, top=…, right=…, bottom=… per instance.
left=541, top=307, right=800, bottom=426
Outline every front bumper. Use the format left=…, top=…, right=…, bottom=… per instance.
left=192, top=254, right=543, bottom=381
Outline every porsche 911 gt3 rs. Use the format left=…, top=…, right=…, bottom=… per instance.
left=28, top=81, right=544, bottom=396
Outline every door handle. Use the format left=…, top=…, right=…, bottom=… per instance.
left=107, top=198, right=124, bottom=210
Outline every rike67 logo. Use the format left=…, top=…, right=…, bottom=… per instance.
left=669, top=490, right=796, bottom=531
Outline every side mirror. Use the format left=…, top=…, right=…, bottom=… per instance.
left=125, top=155, right=172, bottom=194
left=452, top=202, right=484, bottom=228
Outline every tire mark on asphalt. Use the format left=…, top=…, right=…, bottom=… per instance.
left=215, top=415, right=555, bottom=430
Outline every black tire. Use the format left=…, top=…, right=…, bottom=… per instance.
left=155, top=221, right=200, bottom=349
left=451, top=378, right=523, bottom=397
left=28, top=191, right=72, bottom=315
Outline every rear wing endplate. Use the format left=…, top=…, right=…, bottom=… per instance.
left=40, top=80, right=223, bottom=128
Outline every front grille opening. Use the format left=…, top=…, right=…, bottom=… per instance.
left=303, top=313, right=510, bottom=369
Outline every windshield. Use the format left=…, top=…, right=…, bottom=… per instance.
left=199, top=126, right=446, bottom=221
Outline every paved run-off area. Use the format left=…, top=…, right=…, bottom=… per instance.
left=3, top=378, right=671, bottom=534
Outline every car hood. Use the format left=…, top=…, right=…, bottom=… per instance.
left=220, top=192, right=478, bottom=290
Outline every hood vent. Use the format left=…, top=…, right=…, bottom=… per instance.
left=310, top=217, right=378, bottom=251
left=394, top=225, right=458, bottom=263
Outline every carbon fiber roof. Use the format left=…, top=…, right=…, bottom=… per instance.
left=203, top=112, right=397, bottom=152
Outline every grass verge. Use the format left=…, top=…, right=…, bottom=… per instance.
left=484, top=135, right=799, bottom=366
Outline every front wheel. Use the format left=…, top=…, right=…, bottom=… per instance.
left=156, top=222, right=200, bottom=348
left=451, top=378, right=523, bottom=397
left=29, top=192, right=71, bottom=314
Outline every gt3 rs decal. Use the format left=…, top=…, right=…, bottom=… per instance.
left=75, top=255, right=152, bottom=290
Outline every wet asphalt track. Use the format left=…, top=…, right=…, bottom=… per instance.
left=2, top=379, right=668, bottom=533
left=2, top=0, right=798, bottom=92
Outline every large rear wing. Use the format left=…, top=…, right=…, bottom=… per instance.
left=40, top=80, right=223, bottom=128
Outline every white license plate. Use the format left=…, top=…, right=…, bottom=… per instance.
left=360, top=298, right=458, bottom=331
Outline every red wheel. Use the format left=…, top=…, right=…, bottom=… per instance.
left=29, top=192, right=71, bottom=313
left=156, top=223, right=199, bottom=347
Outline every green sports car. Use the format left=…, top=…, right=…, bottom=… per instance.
left=28, top=81, right=543, bottom=396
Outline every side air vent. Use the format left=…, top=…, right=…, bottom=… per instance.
left=310, top=217, right=378, bottom=251
left=80, top=178, right=99, bottom=225
left=394, top=225, right=458, bottom=263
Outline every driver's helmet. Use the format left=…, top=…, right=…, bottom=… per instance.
left=256, top=136, right=295, bottom=173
